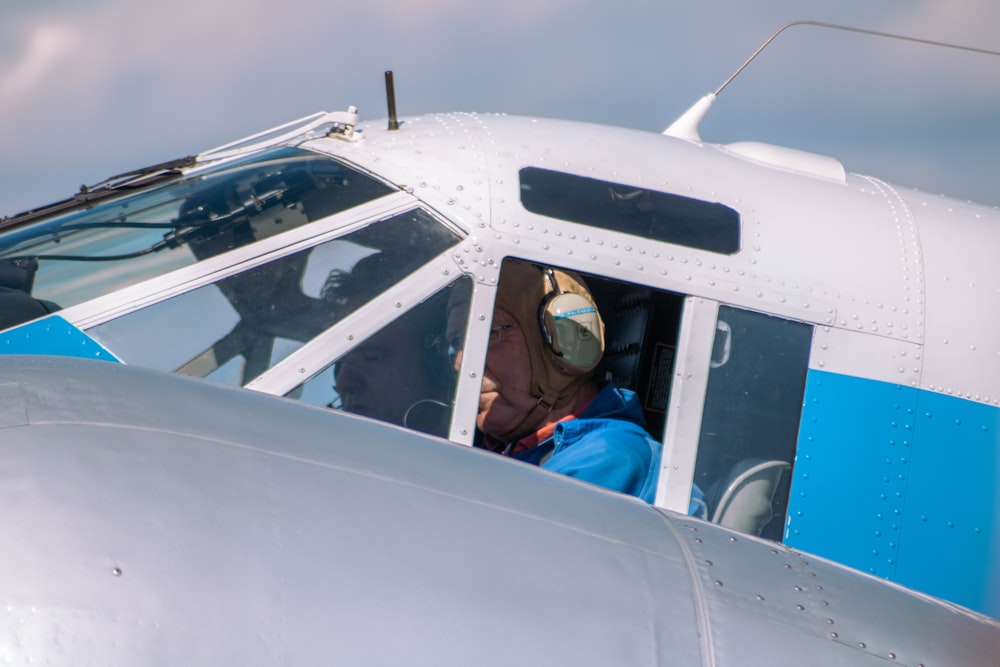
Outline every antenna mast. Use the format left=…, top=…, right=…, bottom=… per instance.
left=664, top=20, right=1000, bottom=142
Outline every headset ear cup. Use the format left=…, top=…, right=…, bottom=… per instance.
left=540, top=291, right=604, bottom=373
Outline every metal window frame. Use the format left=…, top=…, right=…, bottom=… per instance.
left=245, top=255, right=464, bottom=396
left=655, top=297, right=718, bottom=513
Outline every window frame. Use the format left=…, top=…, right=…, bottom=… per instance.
left=655, top=297, right=718, bottom=513
left=247, top=254, right=466, bottom=398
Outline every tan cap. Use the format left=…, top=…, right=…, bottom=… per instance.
left=492, top=259, right=604, bottom=441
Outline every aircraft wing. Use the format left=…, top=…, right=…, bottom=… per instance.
left=0, top=355, right=996, bottom=664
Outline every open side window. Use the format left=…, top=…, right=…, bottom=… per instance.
left=459, top=261, right=686, bottom=447
left=451, top=257, right=689, bottom=504
left=584, top=275, right=685, bottom=439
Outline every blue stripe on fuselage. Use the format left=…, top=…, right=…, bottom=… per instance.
left=786, top=369, right=999, bottom=617
left=0, top=316, right=120, bottom=362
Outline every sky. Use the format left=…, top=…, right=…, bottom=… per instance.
left=1, top=1, right=998, bottom=217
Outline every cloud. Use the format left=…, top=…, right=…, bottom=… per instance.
left=0, top=1, right=997, bottom=215
left=894, top=0, right=1000, bottom=44
left=0, top=23, right=80, bottom=108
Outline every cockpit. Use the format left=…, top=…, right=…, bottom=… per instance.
left=0, top=138, right=808, bottom=541
left=0, top=147, right=392, bottom=311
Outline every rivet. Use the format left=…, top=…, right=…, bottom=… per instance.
left=111, top=567, right=122, bottom=577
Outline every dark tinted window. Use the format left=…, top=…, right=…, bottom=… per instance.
left=519, top=167, right=740, bottom=254
left=694, top=307, right=811, bottom=539
left=288, top=276, right=472, bottom=439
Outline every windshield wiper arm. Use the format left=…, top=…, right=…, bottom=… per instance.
left=1, top=155, right=197, bottom=230
left=82, top=155, right=198, bottom=194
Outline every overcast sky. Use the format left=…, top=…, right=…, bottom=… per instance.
left=2, top=1, right=998, bottom=217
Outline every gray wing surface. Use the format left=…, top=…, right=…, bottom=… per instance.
left=0, top=355, right=995, bottom=665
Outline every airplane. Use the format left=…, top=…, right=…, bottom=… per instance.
left=1, top=352, right=998, bottom=664
left=1, top=20, right=999, bottom=621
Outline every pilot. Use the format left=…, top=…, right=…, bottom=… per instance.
left=325, top=253, right=453, bottom=437
left=0, top=287, right=59, bottom=330
left=447, top=259, right=665, bottom=504
left=0, top=260, right=60, bottom=331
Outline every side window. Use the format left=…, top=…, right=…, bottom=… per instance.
left=288, top=276, right=471, bottom=439
left=694, top=307, right=812, bottom=539
left=519, top=167, right=741, bottom=254
left=459, top=257, right=687, bottom=505
left=86, top=209, right=460, bottom=385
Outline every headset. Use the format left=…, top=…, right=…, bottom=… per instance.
left=537, top=267, right=605, bottom=374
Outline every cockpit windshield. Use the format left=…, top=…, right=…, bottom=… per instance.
left=86, top=208, right=460, bottom=386
left=0, top=147, right=394, bottom=312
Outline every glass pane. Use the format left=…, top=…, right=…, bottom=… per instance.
left=87, top=209, right=460, bottom=385
left=0, top=147, right=393, bottom=313
left=519, top=167, right=740, bottom=254
left=693, top=307, right=812, bottom=539
left=288, top=276, right=471, bottom=439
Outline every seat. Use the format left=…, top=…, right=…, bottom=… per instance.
left=0, top=287, right=60, bottom=331
left=711, top=459, right=790, bottom=536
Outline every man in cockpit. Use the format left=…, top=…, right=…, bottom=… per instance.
left=333, top=306, right=451, bottom=437
left=323, top=253, right=453, bottom=437
left=446, top=259, right=666, bottom=504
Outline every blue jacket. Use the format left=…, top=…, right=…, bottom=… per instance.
left=514, top=384, right=662, bottom=503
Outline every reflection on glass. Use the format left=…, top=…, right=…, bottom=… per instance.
left=0, top=147, right=393, bottom=313
left=87, top=209, right=460, bottom=386
left=290, top=276, right=472, bottom=439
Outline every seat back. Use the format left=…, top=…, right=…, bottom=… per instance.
left=711, top=459, right=790, bottom=535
